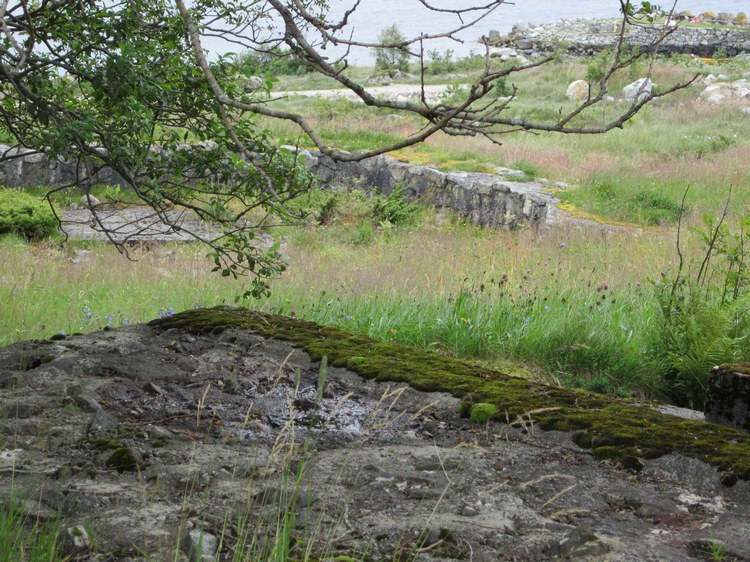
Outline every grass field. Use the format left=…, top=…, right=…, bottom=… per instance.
left=2, top=54, right=750, bottom=410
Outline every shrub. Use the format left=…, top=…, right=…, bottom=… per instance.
left=287, top=189, right=339, bottom=225
left=489, top=77, right=510, bottom=98
left=655, top=210, right=750, bottom=408
left=371, top=185, right=420, bottom=226
left=373, top=25, right=411, bottom=73
left=0, top=188, right=57, bottom=239
left=735, top=12, right=747, bottom=26
left=234, top=47, right=311, bottom=76
left=629, top=191, right=684, bottom=225
left=425, top=49, right=456, bottom=75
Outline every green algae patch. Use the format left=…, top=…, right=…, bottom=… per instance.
left=150, top=307, right=750, bottom=481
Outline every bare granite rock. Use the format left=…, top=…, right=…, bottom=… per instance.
left=1, top=322, right=749, bottom=561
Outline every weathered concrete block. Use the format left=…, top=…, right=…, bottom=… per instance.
left=705, top=365, right=750, bottom=432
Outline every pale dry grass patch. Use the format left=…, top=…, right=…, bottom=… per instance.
left=272, top=225, right=678, bottom=305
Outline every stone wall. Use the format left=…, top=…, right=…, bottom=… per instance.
left=0, top=144, right=551, bottom=229
left=0, top=145, right=125, bottom=188
left=491, top=19, right=750, bottom=57
left=297, top=149, right=549, bottom=228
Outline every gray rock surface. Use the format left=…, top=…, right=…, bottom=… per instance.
left=706, top=366, right=750, bottom=431
left=295, top=148, right=552, bottom=229
left=1, top=323, right=749, bottom=560
left=622, top=78, right=654, bottom=101
left=489, top=18, right=750, bottom=57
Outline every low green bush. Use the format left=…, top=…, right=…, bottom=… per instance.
left=655, top=212, right=750, bottom=408
left=0, top=188, right=57, bottom=239
left=371, top=185, right=420, bottom=226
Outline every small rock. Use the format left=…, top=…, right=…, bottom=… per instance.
left=88, top=408, right=120, bottom=436
left=144, top=382, right=167, bottom=395
left=546, top=527, right=606, bottom=558
left=459, top=504, right=481, bottom=517
left=181, top=529, right=218, bottom=562
left=81, top=194, right=101, bottom=208
left=622, top=78, right=653, bottom=102
left=75, top=392, right=102, bottom=413
left=1, top=401, right=43, bottom=419
left=61, top=525, right=91, bottom=556
left=70, top=249, right=92, bottom=264
left=0, top=373, right=23, bottom=389
left=566, top=79, right=590, bottom=101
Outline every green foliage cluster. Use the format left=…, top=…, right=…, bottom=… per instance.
left=0, top=188, right=57, bottom=239
left=425, top=49, right=456, bottom=75
left=373, top=25, right=411, bottom=73
left=0, top=0, right=312, bottom=298
left=469, top=402, right=498, bottom=423
left=287, top=185, right=420, bottom=231
left=371, top=185, right=420, bottom=227
left=233, top=47, right=312, bottom=76
left=286, top=189, right=340, bottom=225
left=655, top=211, right=750, bottom=408
left=562, top=175, right=687, bottom=226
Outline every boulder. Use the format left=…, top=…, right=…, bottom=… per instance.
left=622, top=78, right=653, bottom=101
left=566, top=79, right=590, bottom=101
left=490, top=47, right=520, bottom=61
left=699, top=81, right=750, bottom=104
left=705, top=365, right=750, bottom=432
left=81, top=194, right=101, bottom=208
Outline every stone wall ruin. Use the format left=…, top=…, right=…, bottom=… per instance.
left=0, top=144, right=551, bottom=230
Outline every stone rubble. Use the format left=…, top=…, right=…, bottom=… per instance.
left=488, top=18, right=750, bottom=58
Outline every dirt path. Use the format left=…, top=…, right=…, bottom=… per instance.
left=276, top=83, right=451, bottom=103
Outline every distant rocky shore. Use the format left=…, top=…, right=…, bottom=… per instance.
left=487, top=17, right=750, bottom=58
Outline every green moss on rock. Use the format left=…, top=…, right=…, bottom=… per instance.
left=106, top=447, right=139, bottom=473
left=151, top=307, right=750, bottom=481
left=89, top=438, right=121, bottom=451
left=470, top=403, right=498, bottom=424
left=718, top=363, right=750, bottom=375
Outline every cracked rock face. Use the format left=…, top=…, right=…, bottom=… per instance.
left=1, top=324, right=749, bottom=561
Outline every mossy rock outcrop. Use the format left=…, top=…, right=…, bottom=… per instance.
left=151, top=306, right=750, bottom=482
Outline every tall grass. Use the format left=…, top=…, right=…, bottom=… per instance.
left=0, top=235, right=245, bottom=343
left=0, top=497, right=63, bottom=561
left=0, top=219, right=680, bottom=397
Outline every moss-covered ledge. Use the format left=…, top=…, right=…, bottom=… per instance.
left=150, top=307, right=750, bottom=483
